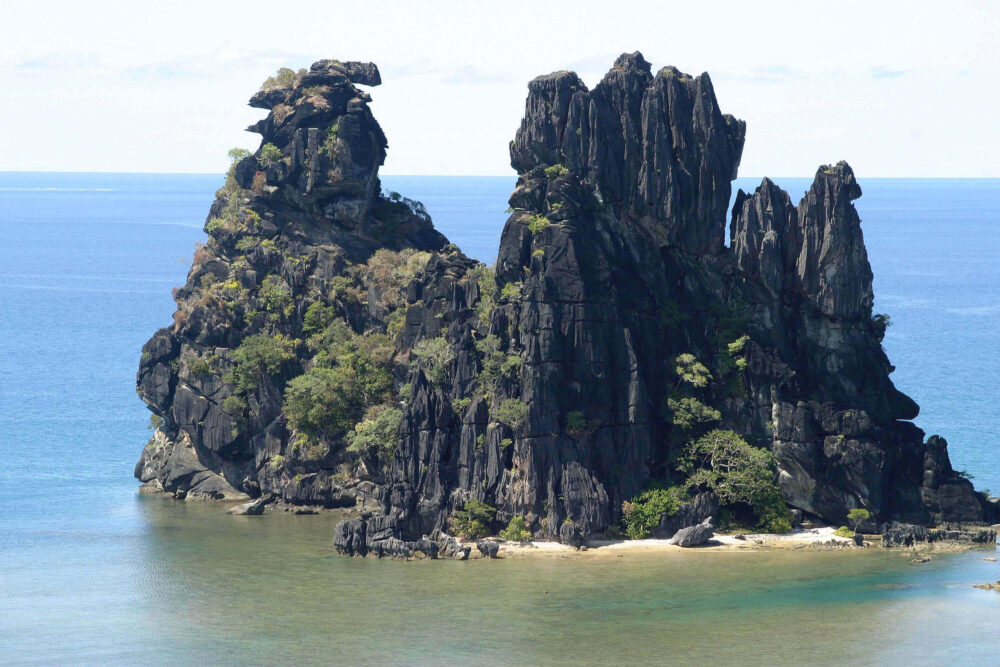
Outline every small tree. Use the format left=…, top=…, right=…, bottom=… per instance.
left=493, top=399, right=528, bottom=430
left=675, top=353, right=712, bottom=388
left=411, top=337, right=454, bottom=385
left=499, top=516, right=532, bottom=542
left=449, top=499, right=496, bottom=539
left=227, top=147, right=251, bottom=165
left=258, top=143, right=282, bottom=167
left=847, top=508, right=871, bottom=532
left=682, top=429, right=793, bottom=533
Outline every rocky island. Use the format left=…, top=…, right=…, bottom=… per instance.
left=136, top=54, right=996, bottom=557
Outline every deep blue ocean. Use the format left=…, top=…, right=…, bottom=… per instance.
left=1, top=172, right=998, bottom=664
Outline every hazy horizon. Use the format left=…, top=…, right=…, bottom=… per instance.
left=1, top=0, right=998, bottom=178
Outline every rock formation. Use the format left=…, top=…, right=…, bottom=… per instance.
left=135, top=54, right=994, bottom=552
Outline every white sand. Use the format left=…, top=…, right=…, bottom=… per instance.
left=494, top=527, right=857, bottom=559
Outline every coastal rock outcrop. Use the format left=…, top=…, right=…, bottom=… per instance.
left=667, top=516, right=715, bottom=547
left=880, top=521, right=996, bottom=547
left=135, top=54, right=993, bottom=551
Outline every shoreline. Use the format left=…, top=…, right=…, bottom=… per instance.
left=140, top=488, right=999, bottom=561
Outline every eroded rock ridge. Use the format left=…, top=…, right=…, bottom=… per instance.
left=135, top=54, right=993, bottom=551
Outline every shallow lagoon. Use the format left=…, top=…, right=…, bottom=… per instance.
left=4, top=495, right=999, bottom=664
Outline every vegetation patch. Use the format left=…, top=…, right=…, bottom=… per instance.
left=544, top=163, right=569, bottom=179
left=499, top=516, right=533, bottom=542
left=346, top=404, right=404, bottom=464
left=680, top=429, right=793, bottom=533
left=527, top=214, right=551, bottom=235
left=621, top=484, right=689, bottom=540
left=260, top=67, right=305, bottom=90
left=449, top=499, right=496, bottom=539
left=411, top=337, right=454, bottom=386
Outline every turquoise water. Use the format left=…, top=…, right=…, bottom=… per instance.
left=1, top=172, right=998, bottom=664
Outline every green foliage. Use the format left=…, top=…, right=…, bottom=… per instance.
left=666, top=396, right=721, bottom=430
left=527, top=214, right=551, bottom=235
left=544, top=163, right=569, bottom=179
left=221, top=394, right=247, bottom=419
left=186, top=353, right=214, bottom=377
left=284, top=329, right=394, bottom=443
left=727, top=334, right=749, bottom=357
left=258, top=275, right=294, bottom=319
left=499, top=516, right=533, bottom=542
left=681, top=429, right=793, bottom=533
left=475, top=335, right=522, bottom=396
left=470, top=264, right=497, bottom=326
left=269, top=454, right=286, bottom=469
left=345, top=404, right=403, bottom=463
left=322, top=120, right=341, bottom=157
left=227, top=147, right=251, bottom=164
left=411, top=337, right=454, bottom=385
left=833, top=526, right=855, bottom=539
left=621, top=483, right=689, bottom=540
left=452, top=397, right=472, bottom=415
left=303, top=301, right=336, bottom=336
left=500, top=282, right=522, bottom=300
left=148, top=413, right=163, bottom=431
left=235, top=236, right=262, bottom=252
left=493, top=398, right=529, bottom=430
left=228, top=334, right=297, bottom=394
left=847, top=508, right=871, bottom=530
left=566, top=410, right=587, bottom=437
left=449, top=499, right=496, bottom=539
left=675, top=353, right=712, bottom=388
left=260, top=67, right=304, bottom=90
left=258, top=143, right=282, bottom=167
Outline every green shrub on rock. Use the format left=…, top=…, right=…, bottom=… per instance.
left=621, top=484, right=689, bottom=540
left=493, top=398, right=528, bottom=430
left=675, top=353, right=712, bottom=388
left=228, top=333, right=297, bottom=393
left=411, top=337, right=454, bottom=385
left=283, top=333, right=394, bottom=444
left=544, top=163, right=569, bottom=179
left=260, top=67, right=305, bottom=91
left=666, top=396, right=721, bottom=430
left=449, top=499, right=496, bottom=539
left=527, top=214, right=551, bottom=235
left=258, top=143, right=282, bottom=167
left=346, top=404, right=403, bottom=463
left=499, top=516, right=533, bottom=542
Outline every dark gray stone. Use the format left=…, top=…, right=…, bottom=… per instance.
left=668, top=517, right=715, bottom=547
left=654, top=492, right=718, bottom=539
left=476, top=540, right=499, bottom=558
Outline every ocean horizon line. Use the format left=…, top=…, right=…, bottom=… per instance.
left=1, top=170, right=999, bottom=181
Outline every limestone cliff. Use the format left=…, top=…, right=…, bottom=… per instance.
left=136, top=54, right=993, bottom=546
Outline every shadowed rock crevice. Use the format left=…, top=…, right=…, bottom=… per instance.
left=135, top=54, right=993, bottom=549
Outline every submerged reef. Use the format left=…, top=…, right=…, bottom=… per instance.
left=136, top=54, right=995, bottom=553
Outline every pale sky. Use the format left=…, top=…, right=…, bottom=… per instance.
left=2, top=0, right=998, bottom=177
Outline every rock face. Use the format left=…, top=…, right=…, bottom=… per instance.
left=654, top=492, right=718, bottom=539
left=881, top=521, right=996, bottom=547
left=668, top=517, right=715, bottom=547
left=135, top=53, right=992, bottom=548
